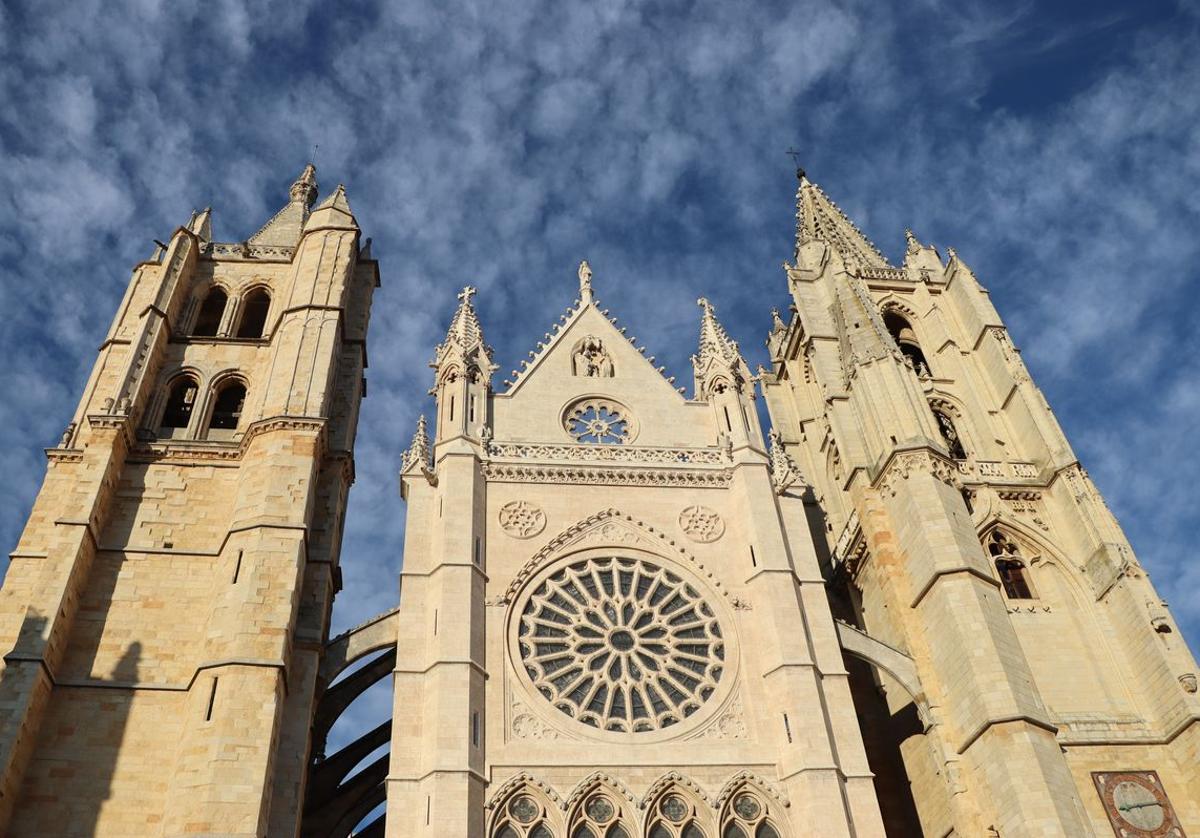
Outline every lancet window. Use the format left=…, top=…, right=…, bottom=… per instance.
left=883, top=310, right=931, bottom=377
left=192, top=287, right=228, bottom=337
left=235, top=288, right=271, bottom=338
left=205, top=379, right=247, bottom=439
left=930, top=404, right=967, bottom=460
left=987, top=530, right=1035, bottom=599
left=719, top=787, right=781, bottom=838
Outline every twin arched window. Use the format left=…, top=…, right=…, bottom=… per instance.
left=190, top=286, right=271, bottom=339
left=156, top=374, right=248, bottom=441
left=987, top=530, right=1035, bottom=599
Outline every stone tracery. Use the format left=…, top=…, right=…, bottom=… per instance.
left=518, top=557, right=725, bottom=733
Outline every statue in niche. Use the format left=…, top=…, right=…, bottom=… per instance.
left=572, top=336, right=613, bottom=377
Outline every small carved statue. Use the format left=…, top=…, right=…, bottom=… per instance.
left=571, top=336, right=613, bottom=378
left=60, top=422, right=76, bottom=448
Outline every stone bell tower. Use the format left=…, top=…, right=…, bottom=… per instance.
left=387, top=262, right=888, bottom=836
left=760, top=170, right=1200, bottom=836
left=0, top=165, right=377, bottom=836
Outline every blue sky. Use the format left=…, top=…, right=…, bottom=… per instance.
left=2, top=0, right=1200, bottom=806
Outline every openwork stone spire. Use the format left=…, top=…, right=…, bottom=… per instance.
left=289, top=163, right=319, bottom=207
left=433, top=285, right=494, bottom=376
left=401, top=414, right=433, bottom=475
left=794, top=172, right=890, bottom=269
left=692, top=297, right=752, bottom=399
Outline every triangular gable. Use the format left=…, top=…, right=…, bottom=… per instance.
left=501, top=297, right=682, bottom=400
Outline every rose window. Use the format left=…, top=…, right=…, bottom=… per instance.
left=564, top=400, right=633, bottom=444
left=518, top=557, right=724, bottom=732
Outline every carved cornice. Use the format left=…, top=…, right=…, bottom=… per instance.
left=200, top=241, right=296, bottom=262
left=483, top=463, right=731, bottom=488
left=485, top=441, right=727, bottom=466
left=129, top=416, right=327, bottom=464
left=873, top=448, right=957, bottom=497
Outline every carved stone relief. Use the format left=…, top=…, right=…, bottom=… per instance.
left=679, top=505, right=725, bottom=543
left=498, top=500, right=547, bottom=539
left=571, top=335, right=613, bottom=378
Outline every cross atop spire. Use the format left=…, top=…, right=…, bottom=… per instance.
left=433, top=284, right=493, bottom=382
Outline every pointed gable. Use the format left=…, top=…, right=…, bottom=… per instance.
left=491, top=263, right=714, bottom=448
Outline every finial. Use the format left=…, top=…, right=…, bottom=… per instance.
left=905, top=229, right=920, bottom=255
left=290, top=163, right=319, bottom=208
left=457, top=285, right=477, bottom=304
left=697, top=297, right=714, bottom=316
left=771, top=307, right=786, bottom=331
left=578, top=260, right=593, bottom=303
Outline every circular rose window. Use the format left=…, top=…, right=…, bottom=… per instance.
left=517, top=556, right=725, bottom=732
left=562, top=398, right=636, bottom=444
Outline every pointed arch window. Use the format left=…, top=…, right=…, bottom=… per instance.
left=883, top=310, right=931, bottom=377
left=159, top=375, right=199, bottom=438
left=719, top=787, right=781, bottom=838
left=193, top=288, right=228, bottom=337
left=235, top=288, right=271, bottom=339
left=987, top=530, right=1035, bottom=599
left=491, top=792, right=557, bottom=838
left=930, top=405, right=967, bottom=460
left=646, top=793, right=708, bottom=838
left=205, top=380, right=246, bottom=440
left=567, top=791, right=632, bottom=838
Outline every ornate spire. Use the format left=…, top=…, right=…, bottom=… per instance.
left=768, top=429, right=803, bottom=495
left=692, top=297, right=752, bottom=399
left=905, top=229, right=920, bottom=255
left=793, top=171, right=890, bottom=269
left=400, top=415, right=433, bottom=475
left=433, top=285, right=494, bottom=381
left=578, top=260, right=594, bottom=303
left=289, top=163, right=318, bottom=208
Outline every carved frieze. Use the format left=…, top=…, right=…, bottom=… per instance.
left=483, top=463, right=731, bottom=488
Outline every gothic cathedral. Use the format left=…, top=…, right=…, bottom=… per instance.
left=0, top=166, right=1196, bottom=837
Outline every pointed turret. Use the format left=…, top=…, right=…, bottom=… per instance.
left=793, top=169, right=889, bottom=270
left=692, top=296, right=763, bottom=452
left=431, top=286, right=495, bottom=445
left=692, top=297, right=752, bottom=400
left=902, top=229, right=943, bottom=278
left=400, top=415, right=433, bottom=478
left=433, top=286, right=493, bottom=379
left=305, top=183, right=357, bottom=232
left=831, top=272, right=898, bottom=370
left=248, top=163, right=321, bottom=247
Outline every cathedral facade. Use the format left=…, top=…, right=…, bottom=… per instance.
left=0, top=167, right=1196, bottom=837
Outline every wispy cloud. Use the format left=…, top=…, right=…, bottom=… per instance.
left=2, top=0, right=1199, bottom=796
